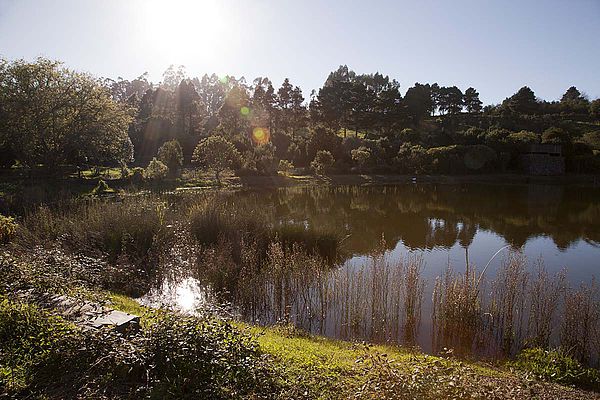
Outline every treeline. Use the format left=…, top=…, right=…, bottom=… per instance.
left=1, top=58, right=600, bottom=176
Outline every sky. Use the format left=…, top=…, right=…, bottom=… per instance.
left=0, top=0, right=599, bottom=105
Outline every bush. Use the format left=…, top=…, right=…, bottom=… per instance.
left=278, top=159, right=295, bottom=175
left=510, top=348, right=600, bottom=390
left=310, top=150, right=334, bottom=175
left=0, top=215, right=17, bottom=244
left=396, top=144, right=428, bottom=174
left=144, top=157, right=169, bottom=181
left=129, top=167, right=145, bottom=183
left=507, top=130, right=540, bottom=145
left=157, top=139, right=184, bottom=177
left=542, top=127, right=571, bottom=145
left=90, top=179, right=111, bottom=195
left=463, top=145, right=497, bottom=171
left=351, top=146, right=371, bottom=171
left=581, top=131, right=600, bottom=151
left=0, top=297, right=275, bottom=399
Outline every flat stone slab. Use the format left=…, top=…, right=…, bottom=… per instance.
left=19, top=291, right=140, bottom=332
left=86, top=309, right=140, bottom=332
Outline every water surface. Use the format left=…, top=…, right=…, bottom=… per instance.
left=145, top=182, right=600, bottom=351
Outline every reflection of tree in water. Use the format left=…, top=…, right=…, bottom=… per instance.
left=237, top=184, right=600, bottom=258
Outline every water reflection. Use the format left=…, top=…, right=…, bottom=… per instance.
left=141, top=276, right=207, bottom=313
left=244, top=184, right=600, bottom=254
left=149, top=183, right=600, bottom=354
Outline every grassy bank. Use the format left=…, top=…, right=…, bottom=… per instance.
left=3, top=287, right=598, bottom=399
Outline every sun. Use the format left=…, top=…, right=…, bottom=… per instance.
left=141, top=0, right=227, bottom=62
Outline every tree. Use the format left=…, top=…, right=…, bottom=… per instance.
left=503, top=86, right=538, bottom=115
left=463, top=87, right=482, bottom=113
left=561, top=86, right=586, bottom=103
left=310, top=150, right=335, bottom=175
left=589, top=99, right=600, bottom=119
left=0, top=57, right=133, bottom=169
left=312, top=65, right=356, bottom=134
left=404, top=83, right=433, bottom=122
left=157, top=139, right=184, bottom=177
left=351, top=146, right=371, bottom=172
left=560, top=86, right=589, bottom=114
left=192, top=136, right=241, bottom=182
left=444, top=86, right=464, bottom=115
left=175, top=79, right=201, bottom=136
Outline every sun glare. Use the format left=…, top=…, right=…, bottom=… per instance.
left=142, top=0, right=227, bottom=62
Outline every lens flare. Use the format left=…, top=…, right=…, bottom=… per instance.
left=240, top=106, right=250, bottom=116
left=252, top=127, right=270, bottom=145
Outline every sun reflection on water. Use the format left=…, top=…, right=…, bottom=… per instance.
left=141, top=277, right=206, bottom=314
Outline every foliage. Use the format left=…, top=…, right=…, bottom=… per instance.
left=396, top=143, right=428, bottom=173
left=581, top=131, right=600, bottom=151
left=542, top=127, right=571, bottom=145
left=310, top=150, right=335, bottom=175
left=144, top=157, right=169, bottom=181
left=157, top=139, right=184, bottom=176
left=17, top=198, right=171, bottom=294
left=0, top=297, right=275, bottom=399
left=510, top=348, right=600, bottom=390
left=0, top=57, right=133, bottom=168
left=0, top=214, right=17, bottom=244
left=2, top=57, right=600, bottom=176
left=351, top=146, right=371, bottom=170
left=507, top=130, right=540, bottom=146
left=192, top=136, right=241, bottom=182
left=90, top=179, right=112, bottom=195
left=278, top=159, right=294, bottom=175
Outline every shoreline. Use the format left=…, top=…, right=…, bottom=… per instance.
left=230, top=173, right=600, bottom=188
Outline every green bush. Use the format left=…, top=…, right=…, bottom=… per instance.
left=90, top=179, right=111, bottom=195
left=278, top=159, right=295, bottom=175
left=157, top=139, right=184, bottom=177
left=0, top=215, right=17, bottom=244
left=0, top=297, right=275, bottom=399
left=144, top=157, right=169, bottom=181
left=310, top=150, right=335, bottom=175
left=510, top=348, right=600, bottom=390
left=129, top=167, right=145, bottom=183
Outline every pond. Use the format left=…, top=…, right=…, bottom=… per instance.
left=143, top=182, right=600, bottom=354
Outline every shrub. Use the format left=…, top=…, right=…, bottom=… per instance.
left=510, top=348, right=600, bottom=390
left=542, top=127, right=571, bottom=145
left=129, top=167, right=145, bottom=183
left=310, top=150, right=334, bottom=175
left=351, top=146, right=371, bottom=171
left=278, top=159, right=295, bottom=175
left=0, top=215, right=17, bottom=244
left=90, top=179, right=111, bottom=195
left=463, top=145, right=497, bottom=171
left=144, top=157, right=169, bottom=181
left=0, top=297, right=276, bottom=399
left=581, top=131, right=600, bottom=151
left=507, top=130, right=540, bottom=145
left=157, top=139, right=184, bottom=177
left=396, top=143, right=428, bottom=173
